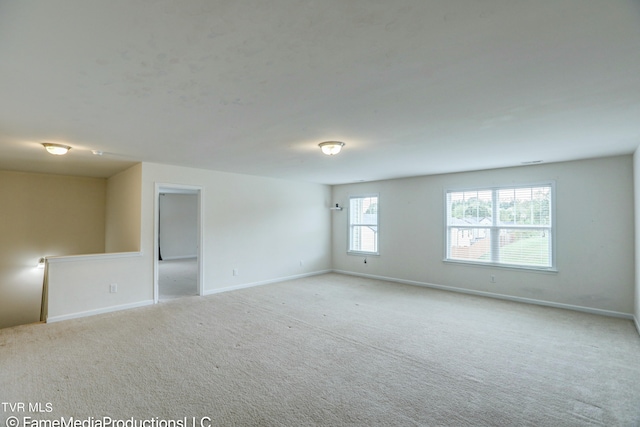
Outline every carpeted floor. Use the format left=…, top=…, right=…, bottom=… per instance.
left=159, top=258, right=198, bottom=300
left=1, top=273, right=639, bottom=426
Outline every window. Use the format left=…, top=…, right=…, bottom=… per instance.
left=445, top=183, right=554, bottom=270
left=349, top=195, right=378, bottom=254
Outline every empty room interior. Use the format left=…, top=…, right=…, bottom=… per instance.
left=1, top=1, right=640, bottom=425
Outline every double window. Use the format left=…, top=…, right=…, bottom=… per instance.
left=349, top=195, right=379, bottom=254
left=445, top=183, right=555, bottom=270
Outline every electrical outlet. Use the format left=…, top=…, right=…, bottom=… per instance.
left=490, top=275, right=496, bottom=283
left=233, top=268, right=239, bottom=276
left=110, top=283, right=118, bottom=293
left=299, top=260, right=303, bottom=267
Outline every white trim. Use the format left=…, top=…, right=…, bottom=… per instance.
left=332, top=270, right=634, bottom=320
left=442, top=259, right=558, bottom=273
left=47, top=300, right=154, bottom=323
left=348, top=251, right=380, bottom=257
left=46, top=252, right=143, bottom=263
left=203, top=270, right=331, bottom=296
left=634, top=316, right=640, bottom=337
left=154, top=183, right=204, bottom=304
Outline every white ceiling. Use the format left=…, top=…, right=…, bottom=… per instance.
left=1, top=1, right=639, bottom=185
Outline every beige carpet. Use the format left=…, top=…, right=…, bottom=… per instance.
left=1, top=273, right=639, bottom=426
left=159, top=258, right=198, bottom=300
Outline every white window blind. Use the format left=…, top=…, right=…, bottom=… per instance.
left=445, top=184, right=554, bottom=270
left=349, top=195, right=378, bottom=254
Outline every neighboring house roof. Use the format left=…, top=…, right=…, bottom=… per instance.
left=449, top=218, right=492, bottom=226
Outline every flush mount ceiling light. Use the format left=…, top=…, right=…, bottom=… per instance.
left=318, top=141, right=345, bottom=155
left=42, top=143, right=71, bottom=155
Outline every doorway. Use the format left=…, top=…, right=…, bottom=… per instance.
left=154, top=184, right=203, bottom=303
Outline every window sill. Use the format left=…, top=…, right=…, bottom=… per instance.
left=348, top=251, right=379, bottom=257
left=443, top=258, right=558, bottom=273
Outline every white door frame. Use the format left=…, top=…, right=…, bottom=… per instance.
left=154, top=183, right=204, bottom=303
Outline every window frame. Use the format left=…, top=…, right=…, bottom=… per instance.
left=348, top=194, right=380, bottom=256
left=443, top=182, right=556, bottom=272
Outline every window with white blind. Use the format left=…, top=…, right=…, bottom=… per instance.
left=445, top=183, right=555, bottom=270
left=349, top=195, right=379, bottom=254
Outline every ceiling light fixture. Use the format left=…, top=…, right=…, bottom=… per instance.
left=318, top=141, right=345, bottom=156
left=42, top=143, right=71, bottom=155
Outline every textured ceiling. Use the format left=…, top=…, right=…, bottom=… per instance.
left=1, top=0, right=639, bottom=184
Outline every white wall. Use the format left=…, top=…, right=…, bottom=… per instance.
left=40, top=162, right=331, bottom=322
left=0, top=171, right=106, bottom=329
left=46, top=252, right=147, bottom=322
left=105, top=164, right=142, bottom=252
left=38, top=155, right=635, bottom=324
left=159, top=193, right=197, bottom=259
left=332, top=156, right=635, bottom=316
left=143, top=163, right=332, bottom=295
left=42, top=164, right=147, bottom=324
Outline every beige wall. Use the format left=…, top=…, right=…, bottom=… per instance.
left=105, top=164, right=142, bottom=252
left=332, top=155, right=635, bottom=315
left=0, top=171, right=106, bottom=328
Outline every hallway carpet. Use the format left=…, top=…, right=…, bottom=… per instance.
left=159, top=258, right=198, bottom=300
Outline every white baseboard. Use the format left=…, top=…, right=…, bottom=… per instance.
left=204, top=270, right=332, bottom=296
left=46, top=270, right=329, bottom=323
left=160, top=255, right=197, bottom=261
left=333, top=270, right=634, bottom=320
left=47, top=300, right=154, bottom=323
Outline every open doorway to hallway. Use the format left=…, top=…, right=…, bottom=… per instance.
left=155, top=185, right=203, bottom=303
